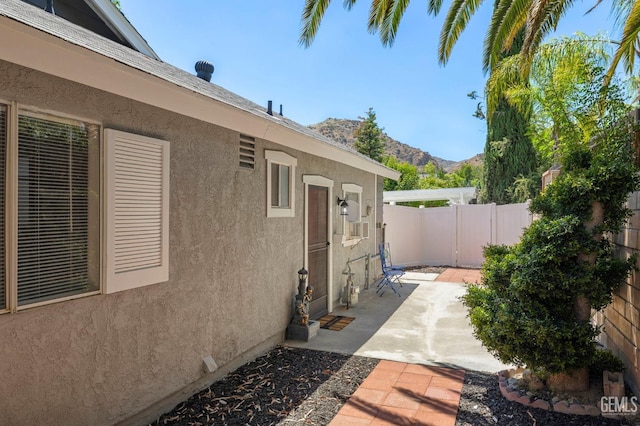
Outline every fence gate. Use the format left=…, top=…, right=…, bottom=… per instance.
left=384, top=202, right=532, bottom=268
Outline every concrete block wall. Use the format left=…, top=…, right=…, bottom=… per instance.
left=600, top=191, right=640, bottom=395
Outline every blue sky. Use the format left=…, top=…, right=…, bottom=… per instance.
left=121, top=1, right=617, bottom=162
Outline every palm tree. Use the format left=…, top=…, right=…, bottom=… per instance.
left=299, top=0, right=640, bottom=81
left=485, top=34, right=617, bottom=161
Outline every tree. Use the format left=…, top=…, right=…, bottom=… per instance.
left=382, top=156, right=419, bottom=191
left=452, top=163, right=482, bottom=187
left=486, top=34, right=626, bottom=166
left=111, top=0, right=121, bottom=10
left=299, top=0, right=639, bottom=84
left=354, top=108, right=385, bottom=162
left=480, top=31, right=539, bottom=204
left=464, top=65, right=639, bottom=391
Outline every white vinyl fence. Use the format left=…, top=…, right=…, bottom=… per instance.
left=383, top=203, right=533, bottom=268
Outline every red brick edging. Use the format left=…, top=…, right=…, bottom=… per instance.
left=498, top=369, right=602, bottom=416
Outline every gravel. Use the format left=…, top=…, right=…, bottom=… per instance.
left=149, top=346, right=638, bottom=426
left=456, top=370, right=638, bottom=426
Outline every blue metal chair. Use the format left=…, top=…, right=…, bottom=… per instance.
left=377, top=243, right=404, bottom=297
left=383, top=242, right=405, bottom=276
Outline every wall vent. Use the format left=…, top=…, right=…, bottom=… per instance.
left=239, top=134, right=256, bottom=170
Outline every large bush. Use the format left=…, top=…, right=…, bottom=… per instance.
left=463, top=120, right=639, bottom=374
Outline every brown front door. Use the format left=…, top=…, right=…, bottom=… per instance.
left=307, top=185, right=329, bottom=319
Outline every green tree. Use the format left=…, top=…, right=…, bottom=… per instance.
left=464, top=114, right=639, bottom=389
left=480, top=31, right=539, bottom=205
left=111, top=0, right=121, bottom=10
left=354, top=108, right=385, bottom=162
left=465, top=67, right=638, bottom=390
left=487, top=34, right=615, bottom=164
left=451, top=163, right=482, bottom=187
left=382, top=156, right=419, bottom=191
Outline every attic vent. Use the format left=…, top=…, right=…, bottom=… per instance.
left=239, top=134, right=256, bottom=170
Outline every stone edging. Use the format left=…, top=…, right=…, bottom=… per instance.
left=498, top=369, right=602, bottom=416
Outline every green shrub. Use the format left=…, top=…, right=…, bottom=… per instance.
left=590, top=348, right=626, bottom=374
left=463, top=118, right=639, bottom=374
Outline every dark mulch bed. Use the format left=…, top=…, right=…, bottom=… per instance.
left=148, top=346, right=378, bottom=425
left=149, top=346, right=637, bottom=426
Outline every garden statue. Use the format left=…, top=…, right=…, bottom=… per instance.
left=288, top=268, right=319, bottom=341
left=292, top=285, right=313, bottom=326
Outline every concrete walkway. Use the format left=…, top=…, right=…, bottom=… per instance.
left=285, top=268, right=509, bottom=426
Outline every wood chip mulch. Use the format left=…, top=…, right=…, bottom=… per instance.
left=148, top=346, right=378, bottom=426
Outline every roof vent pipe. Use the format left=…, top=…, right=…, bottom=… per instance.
left=279, top=104, right=283, bottom=116
left=194, top=60, right=214, bottom=82
left=267, top=100, right=273, bottom=116
left=45, top=0, right=55, bottom=14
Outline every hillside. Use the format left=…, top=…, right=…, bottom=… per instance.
left=308, top=118, right=482, bottom=173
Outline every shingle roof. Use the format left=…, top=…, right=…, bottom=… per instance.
left=1, top=0, right=389, bottom=170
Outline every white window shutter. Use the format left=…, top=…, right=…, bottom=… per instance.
left=105, top=129, right=169, bottom=294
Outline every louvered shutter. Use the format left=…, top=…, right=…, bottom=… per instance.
left=17, top=113, right=99, bottom=305
left=105, top=129, right=169, bottom=294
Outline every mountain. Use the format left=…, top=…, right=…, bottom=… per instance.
left=308, top=118, right=481, bottom=173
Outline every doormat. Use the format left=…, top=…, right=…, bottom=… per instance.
left=319, top=315, right=355, bottom=331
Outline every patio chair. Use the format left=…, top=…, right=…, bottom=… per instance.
left=383, top=242, right=406, bottom=274
left=377, top=243, right=404, bottom=297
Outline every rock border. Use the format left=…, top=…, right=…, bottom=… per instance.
left=498, top=368, right=602, bottom=416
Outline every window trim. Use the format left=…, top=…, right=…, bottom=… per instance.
left=265, top=150, right=297, bottom=218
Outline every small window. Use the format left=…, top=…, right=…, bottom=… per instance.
left=265, top=150, right=297, bottom=217
left=342, top=183, right=365, bottom=246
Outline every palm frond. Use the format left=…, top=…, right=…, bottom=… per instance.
left=299, top=0, right=334, bottom=47
left=429, top=0, right=445, bottom=14
left=380, top=0, right=412, bottom=45
left=522, top=0, right=577, bottom=63
left=483, top=0, right=528, bottom=72
left=438, top=0, right=486, bottom=64
left=368, top=0, right=389, bottom=34
left=606, top=0, right=640, bottom=85
left=343, top=0, right=358, bottom=9
left=486, top=54, right=524, bottom=119
left=585, top=0, right=604, bottom=14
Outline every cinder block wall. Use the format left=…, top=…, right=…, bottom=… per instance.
left=598, top=191, right=640, bottom=395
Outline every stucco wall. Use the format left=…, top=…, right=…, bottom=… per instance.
left=0, top=60, right=384, bottom=425
left=597, top=191, right=640, bottom=396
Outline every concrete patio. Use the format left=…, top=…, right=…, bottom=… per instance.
left=285, top=268, right=507, bottom=425
left=285, top=269, right=508, bottom=373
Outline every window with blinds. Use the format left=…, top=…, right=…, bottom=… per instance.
left=17, top=112, right=100, bottom=306
left=0, top=106, right=170, bottom=311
